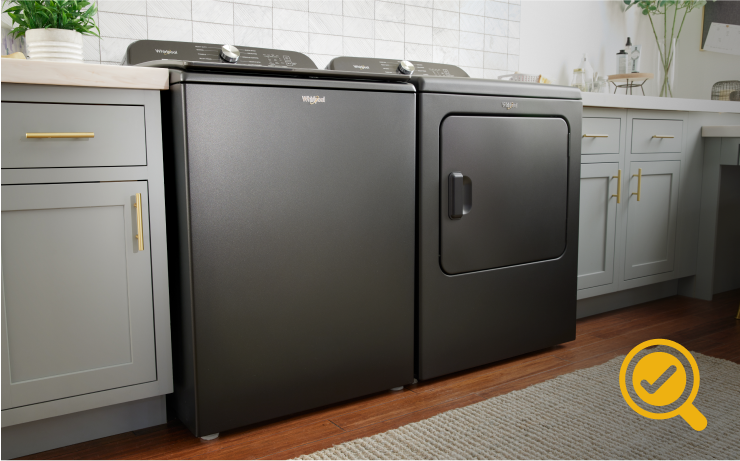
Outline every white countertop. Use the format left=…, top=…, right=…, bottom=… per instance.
left=702, top=126, right=740, bottom=137
left=1, top=59, right=169, bottom=90
left=582, top=93, right=740, bottom=114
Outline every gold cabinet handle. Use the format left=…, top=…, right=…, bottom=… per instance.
left=611, top=169, right=622, bottom=204
left=133, top=193, right=144, bottom=251
left=631, top=168, right=642, bottom=202
left=583, top=134, right=609, bottom=138
left=26, top=132, right=94, bottom=138
left=652, top=135, right=674, bottom=139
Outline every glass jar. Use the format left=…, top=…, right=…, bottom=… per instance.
left=593, top=76, right=609, bottom=93
left=571, top=68, right=588, bottom=92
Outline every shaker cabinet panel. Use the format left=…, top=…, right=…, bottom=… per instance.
left=578, top=163, right=619, bottom=290
left=1, top=182, right=156, bottom=410
left=624, top=161, right=681, bottom=280
left=582, top=118, right=621, bottom=154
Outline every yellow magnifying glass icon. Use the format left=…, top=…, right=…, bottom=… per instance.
left=619, top=339, right=707, bottom=431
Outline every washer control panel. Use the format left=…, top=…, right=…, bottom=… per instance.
left=328, top=56, right=469, bottom=77
left=125, top=40, right=317, bottom=69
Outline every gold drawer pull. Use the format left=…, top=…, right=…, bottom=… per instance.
left=611, top=169, right=622, bottom=204
left=133, top=193, right=144, bottom=251
left=652, top=135, right=674, bottom=139
left=631, top=168, right=642, bottom=202
left=26, top=132, right=94, bottom=138
left=583, top=134, right=609, bottom=138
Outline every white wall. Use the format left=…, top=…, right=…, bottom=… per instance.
left=520, top=0, right=739, bottom=100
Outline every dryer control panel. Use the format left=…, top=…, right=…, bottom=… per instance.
left=328, top=57, right=469, bottom=77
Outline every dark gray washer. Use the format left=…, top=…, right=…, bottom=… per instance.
left=166, top=75, right=416, bottom=437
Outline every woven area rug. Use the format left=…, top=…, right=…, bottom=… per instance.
left=298, top=351, right=740, bottom=459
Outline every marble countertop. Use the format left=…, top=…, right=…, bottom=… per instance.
left=702, top=126, right=740, bottom=137
left=1, top=59, right=169, bottom=90
left=582, top=93, right=740, bottom=114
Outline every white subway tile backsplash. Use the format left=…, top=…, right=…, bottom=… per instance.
left=484, top=68, right=506, bottom=79
left=432, top=27, right=458, bottom=47
left=432, top=9, right=458, bottom=30
left=433, top=45, right=457, bottom=64
left=310, top=32, right=343, bottom=53
left=459, top=0, right=483, bottom=16
left=273, top=29, right=309, bottom=51
left=375, top=39, right=404, bottom=58
left=147, top=1, right=192, bottom=21
left=405, top=24, right=432, bottom=44
left=343, top=36, right=374, bottom=56
left=404, top=42, right=432, bottom=60
left=309, top=0, right=343, bottom=15
left=148, top=16, right=192, bottom=41
left=235, top=25, right=273, bottom=46
left=375, top=1, right=405, bottom=22
left=99, top=12, right=147, bottom=39
left=310, top=13, right=343, bottom=35
left=433, top=0, right=458, bottom=12
left=459, top=31, right=483, bottom=50
left=375, top=20, right=404, bottom=41
left=404, top=5, right=433, bottom=26
left=98, top=1, right=146, bottom=16
left=343, top=16, right=374, bottom=38
left=273, top=8, right=309, bottom=32
left=235, top=4, right=272, bottom=28
left=343, top=0, right=374, bottom=18
left=86, top=0, right=521, bottom=79
left=192, top=1, right=234, bottom=25
left=459, top=13, right=483, bottom=33
left=194, top=21, right=234, bottom=43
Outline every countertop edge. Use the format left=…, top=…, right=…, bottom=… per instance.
left=702, top=126, right=740, bottom=137
left=1, top=59, right=169, bottom=90
left=582, top=93, right=740, bottom=114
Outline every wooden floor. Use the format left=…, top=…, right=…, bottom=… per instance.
left=23, top=290, right=740, bottom=460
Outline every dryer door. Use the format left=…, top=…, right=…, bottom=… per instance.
left=440, top=116, right=569, bottom=275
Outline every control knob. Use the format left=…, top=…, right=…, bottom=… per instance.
left=220, top=45, right=240, bottom=63
left=397, top=60, right=415, bottom=75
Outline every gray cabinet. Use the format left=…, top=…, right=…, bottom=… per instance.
left=623, top=161, right=681, bottom=280
left=577, top=163, right=619, bottom=290
left=1, top=182, right=156, bottom=409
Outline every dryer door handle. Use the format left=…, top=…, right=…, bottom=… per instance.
left=448, top=172, right=472, bottom=219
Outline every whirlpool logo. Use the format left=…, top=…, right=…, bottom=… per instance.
left=302, top=95, right=326, bottom=104
left=155, top=49, right=178, bottom=55
left=502, top=102, right=518, bottom=110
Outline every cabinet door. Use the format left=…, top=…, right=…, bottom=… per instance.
left=578, top=163, right=619, bottom=290
left=624, top=161, right=681, bottom=280
left=1, top=182, right=156, bottom=409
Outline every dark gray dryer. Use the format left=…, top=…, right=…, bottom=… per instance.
left=329, top=57, right=582, bottom=381
left=125, top=41, right=417, bottom=438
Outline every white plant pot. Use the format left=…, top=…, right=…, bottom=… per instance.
left=25, top=28, right=83, bottom=63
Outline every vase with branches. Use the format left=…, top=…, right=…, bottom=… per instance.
left=624, top=0, right=712, bottom=97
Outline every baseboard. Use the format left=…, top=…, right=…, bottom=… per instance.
left=576, top=280, right=679, bottom=319
left=1, top=395, right=167, bottom=459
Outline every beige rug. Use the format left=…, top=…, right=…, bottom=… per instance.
left=298, top=351, right=740, bottom=459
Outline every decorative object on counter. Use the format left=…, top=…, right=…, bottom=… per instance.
left=498, top=73, right=551, bottom=84
left=701, top=1, right=740, bottom=56
left=1, top=51, right=25, bottom=59
left=593, top=75, right=609, bottom=93
left=571, top=68, right=588, bottom=92
left=1, top=0, right=99, bottom=62
left=616, top=49, right=628, bottom=74
left=630, top=45, right=642, bottom=72
left=710, top=80, right=740, bottom=101
left=608, top=73, right=654, bottom=95
left=624, top=0, right=714, bottom=97
left=2, top=21, right=24, bottom=56
left=580, top=53, right=594, bottom=91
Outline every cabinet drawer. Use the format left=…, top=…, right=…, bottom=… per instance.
left=581, top=118, right=621, bottom=154
left=631, top=119, right=683, bottom=153
left=1, top=102, right=146, bottom=168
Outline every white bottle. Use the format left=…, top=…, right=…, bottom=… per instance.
left=580, top=53, right=594, bottom=90
left=616, top=49, right=628, bottom=74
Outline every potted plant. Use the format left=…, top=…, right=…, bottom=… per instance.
left=623, top=0, right=712, bottom=97
left=2, top=0, right=99, bottom=62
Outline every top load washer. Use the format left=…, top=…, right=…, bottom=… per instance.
left=126, top=41, right=417, bottom=437
left=329, top=57, right=582, bottom=381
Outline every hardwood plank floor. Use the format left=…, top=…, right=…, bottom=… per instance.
left=20, top=290, right=740, bottom=460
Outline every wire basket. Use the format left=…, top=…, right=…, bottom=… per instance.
left=711, top=80, right=740, bottom=101
left=498, top=73, right=543, bottom=83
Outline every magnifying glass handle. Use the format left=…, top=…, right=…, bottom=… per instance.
left=680, top=403, right=707, bottom=431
